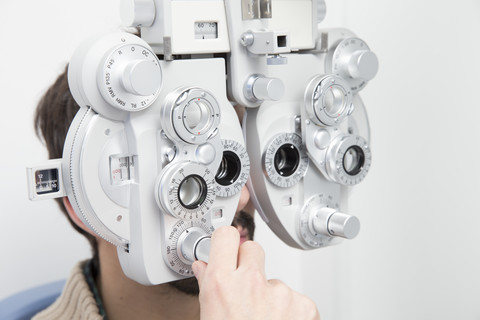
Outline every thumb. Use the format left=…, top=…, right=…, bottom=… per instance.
left=192, top=260, right=207, bottom=286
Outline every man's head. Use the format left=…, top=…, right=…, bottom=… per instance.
left=34, top=65, right=255, bottom=295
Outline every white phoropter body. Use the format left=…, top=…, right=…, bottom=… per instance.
left=27, top=0, right=378, bottom=284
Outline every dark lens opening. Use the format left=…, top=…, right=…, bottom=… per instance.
left=343, top=146, right=365, bottom=176
left=215, top=151, right=242, bottom=186
left=274, top=144, right=300, bottom=177
left=178, top=174, right=208, bottom=209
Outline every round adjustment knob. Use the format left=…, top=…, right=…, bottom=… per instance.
left=196, top=143, right=216, bottom=165
left=179, top=227, right=211, bottom=263
left=244, top=74, right=285, bottom=102
left=327, top=37, right=378, bottom=94
left=317, top=0, right=327, bottom=24
left=122, top=60, right=162, bottom=96
left=119, top=0, right=156, bottom=27
left=253, top=77, right=284, bottom=101
left=311, top=207, right=360, bottom=239
left=347, top=50, right=379, bottom=81
left=98, top=42, right=161, bottom=112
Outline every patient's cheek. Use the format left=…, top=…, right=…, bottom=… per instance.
left=236, top=186, right=250, bottom=213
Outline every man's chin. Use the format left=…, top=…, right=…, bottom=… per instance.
left=168, top=277, right=199, bottom=296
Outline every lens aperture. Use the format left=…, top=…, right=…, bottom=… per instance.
left=324, top=86, right=346, bottom=116
left=343, top=146, right=365, bottom=176
left=178, top=175, right=208, bottom=209
left=274, top=144, right=300, bottom=177
left=183, top=99, right=213, bottom=135
left=216, top=151, right=241, bottom=186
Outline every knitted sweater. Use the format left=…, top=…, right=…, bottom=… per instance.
left=33, top=261, right=103, bottom=320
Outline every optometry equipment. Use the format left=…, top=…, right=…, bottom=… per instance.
left=27, top=0, right=377, bottom=284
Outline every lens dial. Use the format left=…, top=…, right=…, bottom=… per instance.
left=299, top=194, right=336, bottom=248
left=215, top=140, right=250, bottom=197
left=99, top=43, right=161, bottom=111
left=156, top=162, right=216, bottom=220
left=326, top=134, right=371, bottom=185
left=299, top=193, right=359, bottom=248
left=164, top=88, right=221, bottom=144
left=165, top=218, right=214, bottom=275
left=304, top=74, right=353, bottom=126
left=327, top=37, right=378, bottom=94
left=263, top=133, right=308, bottom=188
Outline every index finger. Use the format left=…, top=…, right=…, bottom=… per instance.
left=207, top=226, right=240, bottom=271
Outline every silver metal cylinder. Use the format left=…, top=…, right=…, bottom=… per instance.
left=312, top=208, right=360, bottom=240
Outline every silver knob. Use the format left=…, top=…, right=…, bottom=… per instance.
left=180, top=228, right=211, bottom=263
left=312, top=207, right=360, bottom=239
left=122, top=60, right=162, bottom=96
left=347, top=50, right=379, bottom=81
left=119, top=0, right=156, bottom=27
left=327, top=37, right=378, bottom=94
left=244, top=74, right=285, bottom=102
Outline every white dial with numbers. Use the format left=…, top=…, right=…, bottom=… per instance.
left=165, top=218, right=214, bottom=276
left=98, top=43, right=161, bottom=111
left=326, top=134, right=371, bottom=185
left=215, top=140, right=250, bottom=197
left=156, top=162, right=216, bottom=220
left=327, top=37, right=378, bottom=94
left=263, top=133, right=308, bottom=188
left=298, top=193, right=338, bottom=248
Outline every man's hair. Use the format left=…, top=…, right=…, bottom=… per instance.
left=34, top=65, right=99, bottom=266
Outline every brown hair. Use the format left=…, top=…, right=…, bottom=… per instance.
left=34, top=65, right=99, bottom=265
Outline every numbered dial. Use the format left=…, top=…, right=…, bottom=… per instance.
left=34, top=169, right=60, bottom=195
left=164, top=88, right=221, bottom=144
left=195, top=22, right=218, bottom=39
left=99, top=43, right=161, bottom=111
left=263, top=133, right=309, bottom=188
left=305, top=74, right=353, bottom=127
left=326, top=134, right=371, bottom=185
left=156, top=162, right=216, bottom=220
left=299, top=193, right=360, bottom=248
left=165, top=218, right=214, bottom=276
left=215, top=140, right=250, bottom=197
left=299, top=193, right=338, bottom=248
left=328, top=37, right=378, bottom=93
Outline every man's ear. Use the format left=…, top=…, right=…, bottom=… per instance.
left=63, top=197, right=98, bottom=237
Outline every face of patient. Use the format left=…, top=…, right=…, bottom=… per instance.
left=168, top=185, right=254, bottom=295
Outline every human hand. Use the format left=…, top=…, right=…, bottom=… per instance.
left=192, top=226, right=320, bottom=320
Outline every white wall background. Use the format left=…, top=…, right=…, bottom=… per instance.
left=1, top=1, right=480, bottom=320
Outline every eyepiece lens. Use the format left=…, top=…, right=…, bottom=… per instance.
left=343, top=146, right=365, bottom=176
left=183, top=99, right=213, bottom=134
left=178, top=175, right=208, bottom=209
left=216, top=151, right=241, bottom=186
left=324, top=86, right=346, bottom=116
left=274, top=144, right=300, bottom=177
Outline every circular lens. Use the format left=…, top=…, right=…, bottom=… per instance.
left=183, top=99, right=212, bottom=134
left=274, top=144, right=300, bottom=177
left=178, top=175, right=208, bottom=209
left=343, top=146, right=365, bottom=176
left=324, top=86, right=346, bottom=116
left=216, top=151, right=241, bottom=186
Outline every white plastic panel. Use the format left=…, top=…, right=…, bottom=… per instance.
left=268, top=0, right=315, bottom=50
left=171, top=0, right=230, bottom=54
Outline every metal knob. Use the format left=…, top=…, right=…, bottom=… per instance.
left=119, top=0, right=156, bottom=27
left=312, top=207, right=360, bottom=239
left=347, top=50, right=379, bottom=81
left=180, top=228, right=211, bottom=263
left=122, top=60, right=162, bottom=96
left=245, top=75, right=285, bottom=102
